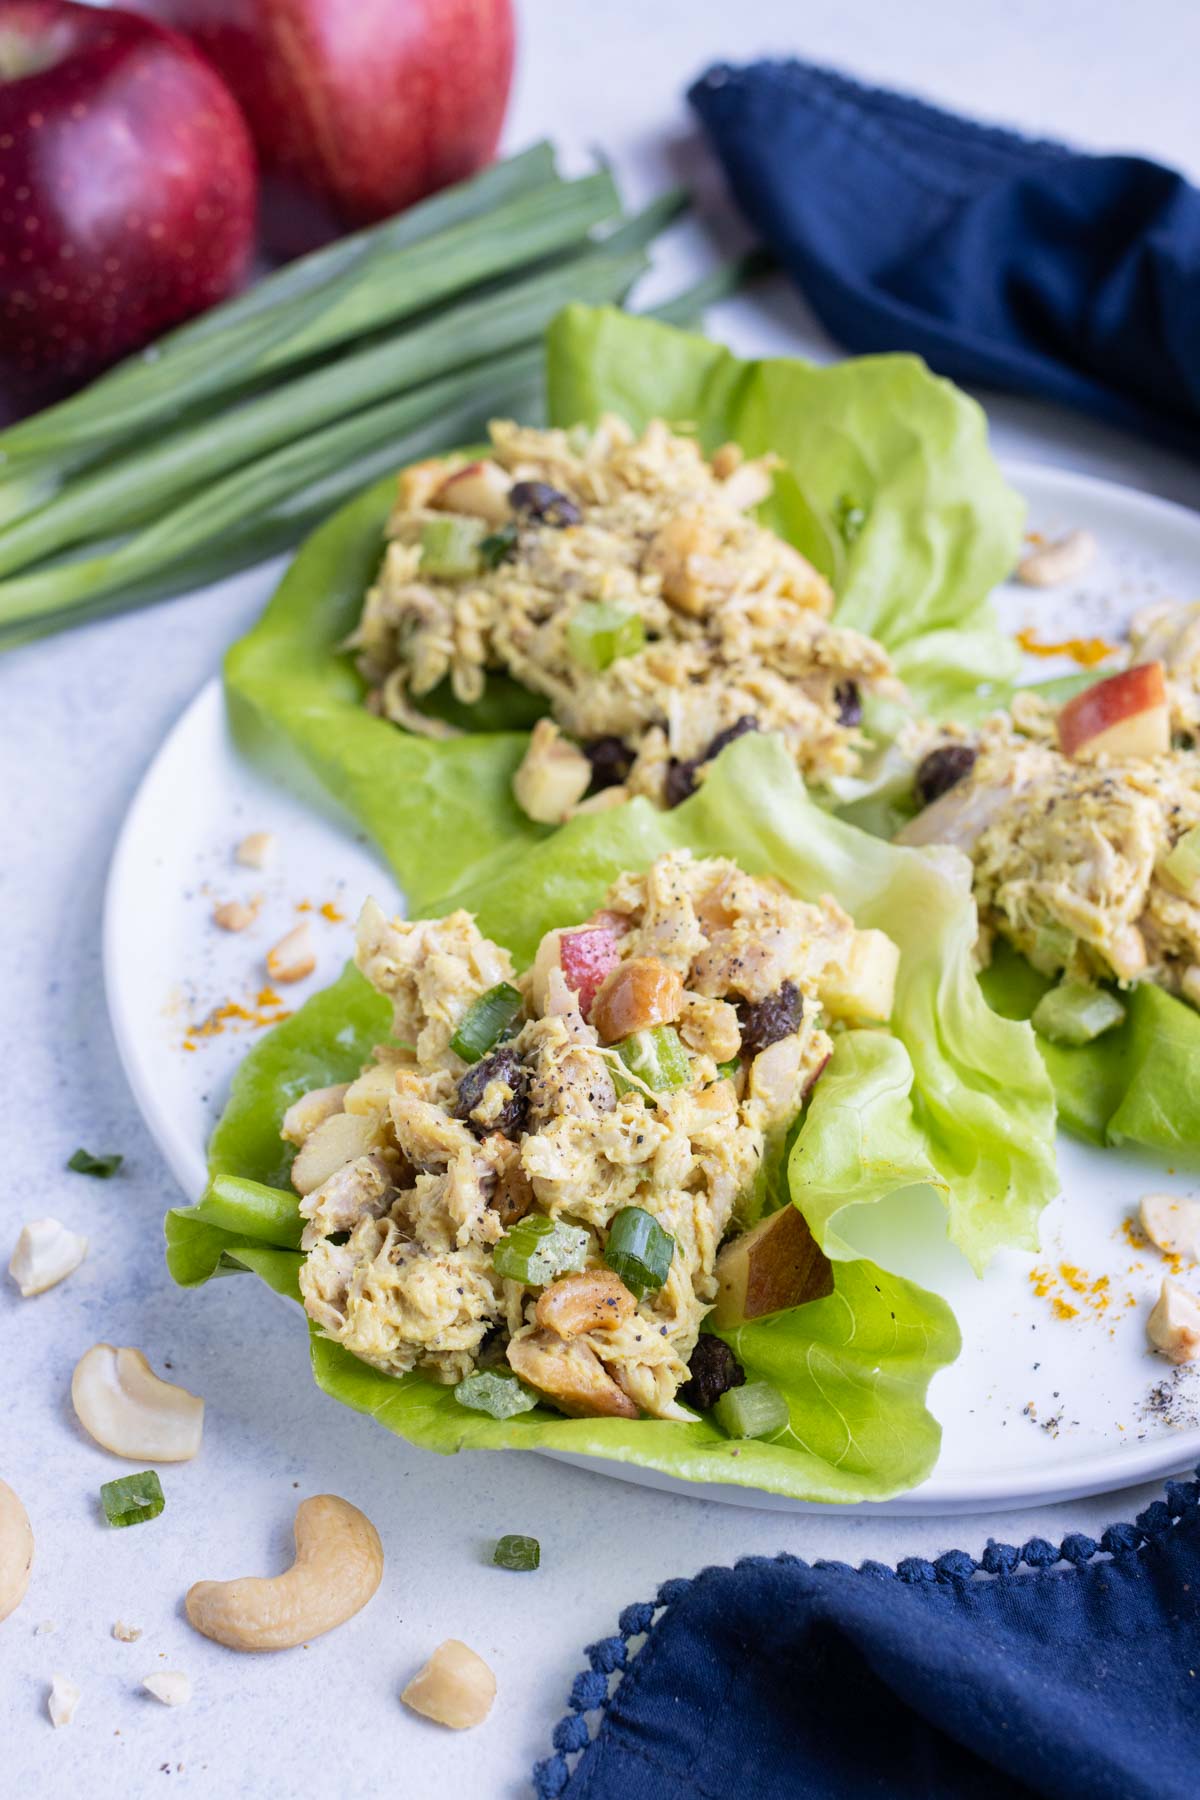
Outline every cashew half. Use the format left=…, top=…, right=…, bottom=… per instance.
left=0, top=1479, right=34, bottom=1623
left=186, top=1495, right=382, bottom=1652
left=1016, top=528, right=1096, bottom=588
left=402, top=1639, right=496, bottom=1729
left=71, top=1345, right=204, bottom=1462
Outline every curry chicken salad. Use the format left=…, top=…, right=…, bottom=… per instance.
left=351, top=416, right=902, bottom=820
left=287, top=851, right=899, bottom=1425
left=899, top=651, right=1200, bottom=1036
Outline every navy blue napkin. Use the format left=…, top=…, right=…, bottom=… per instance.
left=534, top=1472, right=1200, bottom=1799
left=689, top=61, right=1200, bottom=459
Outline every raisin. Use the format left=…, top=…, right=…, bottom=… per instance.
left=584, top=735, right=634, bottom=792
left=453, top=1046, right=529, bottom=1139
left=916, top=744, right=978, bottom=806
left=834, top=680, right=862, bottom=727
left=738, top=980, right=803, bottom=1056
left=705, top=715, right=759, bottom=761
left=509, top=480, right=581, bottom=528
left=679, top=1335, right=746, bottom=1410
left=664, top=758, right=698, bottom=807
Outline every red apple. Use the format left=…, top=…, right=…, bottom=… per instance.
left=1058, top=662, right=1170, bottom=762
left=0, top=1, right=256, bottom=403
left=142, top=0, right=515, bottom=252
left=560, top=925, right=624, bottom=1020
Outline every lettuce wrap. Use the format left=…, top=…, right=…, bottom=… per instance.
left=168, top=735, right=1058, bottom=1501
left=224, top=307, right=1024, bottom=916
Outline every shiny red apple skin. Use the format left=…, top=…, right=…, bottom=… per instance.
left=0, top=1, right=257, bottom=401
left=1058, top=662, right=1170, bottom=761
left=142, top=0, right=515, bottom=247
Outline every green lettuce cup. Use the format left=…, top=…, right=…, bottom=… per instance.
left=167, top=735, right=1057, bottom=1502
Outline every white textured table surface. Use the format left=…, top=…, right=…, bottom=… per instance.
left=3, top=3, right=1198, bottom=1795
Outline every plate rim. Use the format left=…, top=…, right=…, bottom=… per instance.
left=102, top=457, right=1200, bottom=1514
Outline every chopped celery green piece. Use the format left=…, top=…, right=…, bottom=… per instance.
left=615, top=1025, right=691, bottom=1093
left=493, top=1533, right=540, bottom=1570
left=100, top=1470, right=164, bottom=1528
left=454, top=1371, right=539, bottom=1418
left=68, top=1147, right=123, bottom=1178
left=714, top=1380, right=790, bottom=1440
left=715, top=1057, right=741, bottom=1081
left=1032, top=981, right=1126, bottom=1047
left=1165, top=825, right=1200, bottom=897
left=604, top=1206, right=674, bottom=1299
left=480, top=522, right=518, bottom=567
left=493, top=1214, right=589, bottom=1285
left=419, top=516, right=485, bottom=578
left=566, top=601, right=645, bottom=672
left=451, top=982, right=524, bottom=1063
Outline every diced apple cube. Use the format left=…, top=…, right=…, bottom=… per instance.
left=819, top=929, right=900, bottom=1025
left=1057, top=663, right=1169, bottom=762
left=290, top=1109, right=383, bottom=1196
left=712, top=1205, right=834, bottom=1327
left=432, top=459, right=512, bottom=526
left=560, top=926, right=624, bottom=1018
left=512, top=720, right=592, bottom=825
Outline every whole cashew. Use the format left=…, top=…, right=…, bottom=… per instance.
left=0, top=1479, right=33, bottom=1623
left=185, top=1495, right=382, bottom=1652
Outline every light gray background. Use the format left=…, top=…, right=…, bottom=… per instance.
left=3, top=2, right=1198, bottom=1795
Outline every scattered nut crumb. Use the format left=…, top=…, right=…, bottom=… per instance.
left=143, top=1672, right=191, bottom=1708
left=235, top=831, right=277, bottom=870
left=48, top=1673, right=81, bottom=1727
left=266, top=921, right=316, bottom=985
left=112, top=1620, right=142, bottom=1642
left=401, top=1639, right=496, bottom=1730
left=34, top=1620, right=56, bottom=1636
left=213, top=897, right=261, bottom=933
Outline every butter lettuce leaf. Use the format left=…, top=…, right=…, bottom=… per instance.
left=224, top=309, right=1023, bottom=911
left=167, top=734, right=1059, bottom=1501
left=981, top=941, right=1200, bottom=1153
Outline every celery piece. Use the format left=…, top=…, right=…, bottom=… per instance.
left=454, top=1372, right=539, bottom=1419
left=100, top=1470, right=164, bottom=1528
left=1032, top=920, right=1076, bottom=969
left=714, top=1381, right=790, bottom=1440
left=493, top=1533, right=540, bottom=1571
left=1032, top=982, right=1126, bottom=1047
left=616, top=1026, right=691, bottom=1092
left=493, top=1214, right=589, bottom=1285
left=566, top=601, right=645, bottom=672
left=419, top=517, right=486, bottom=579
left=604, top=1206, right=674, bottom=1299
left=451, top=983, right=524, bottom=1062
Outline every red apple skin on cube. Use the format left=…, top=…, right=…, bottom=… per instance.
left=560, top=927, right=623, bottom=1020
left=1057, top=662, right=1170, bottom=762
left=141, top=0, right=515, bottom=249
left=0, top=1, right=257, bottom=400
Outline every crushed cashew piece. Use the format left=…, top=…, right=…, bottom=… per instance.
left=143, top=1671, right=191, bottom=1707
left=47, top=1673, right=81, bottom=1727
left=235, top=831, right=277, bottom=870
left=213, top=897, right=260, bottom=933
left=267, top=921, right=316, bottom=984
left=1147, top=1277, right=1200, bottom=1363
left=9, top=1218, right=88, bottom=1296
left=1140, top=1193, right=1200, bottom=1263
left=35, top=1620, right=56, bottom=1636
left=112, top=1620, right=142, bottom=1642
left=1016, top=528, right=1096, bottom=588
left=401, top=1639, right=496, bottom=1729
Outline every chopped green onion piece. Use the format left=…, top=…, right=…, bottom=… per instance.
left=100, top=1470, right=164, bottom=1528
left=604, top=1206, right=675, bottom=1299
left=493, top=1214, right=590, bottom=1286
left=1032, top=920, right=1075, bottom=968
left=715, top=1058, right=741, bottom=1081
left=1032, top=982, right=1126, bottom=1047
left=454, top=1371, right=539, bottom=1418
left=616, top=1026, right=691, bottom=1093
left=1165, top=825, right=1200, bottom=897
left=419, top=516, right=485, bottom=579
left=451, top=983, right=524, bottom=1063
left=714, top=1380, right=790, bottom=1440
left=480, top=522, right=518, bottom=567
left=68, top=1148, right=123, bottom=1178
left=833, top=494, right=866, bottom=546
left=566, top=601, right=645, bottom=672
left=493, top=1533, right=540, bottom=1571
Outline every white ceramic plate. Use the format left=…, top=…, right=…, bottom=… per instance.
left=105, top=461, right=1200, bottom=1514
